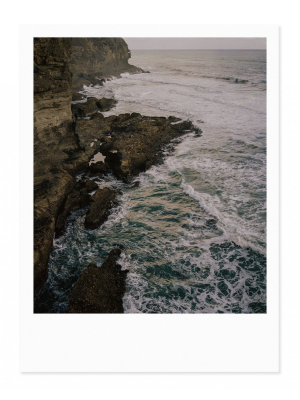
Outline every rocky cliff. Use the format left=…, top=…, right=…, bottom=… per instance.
left=70, top=38, right=143, bottom=90
left=34, top=38, right=91, bottom=298
left=34, top=38, right=73, bottom=132
left=34, top=37, right=143, bottom=300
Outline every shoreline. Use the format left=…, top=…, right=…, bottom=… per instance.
left=34, top=38, right=199, bottom=312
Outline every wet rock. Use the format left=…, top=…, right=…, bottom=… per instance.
left=71, top=97, right=101, bottom=118
left=75, top=116, right=112, bottom=150
left=89, top=112, right=104, bottom=120
left=129, top=181, right=140, bottom=188
left=85, top=179, right=99, bottom=192
left=97, top=97, right=117, bottom=111
left=68, top=247, right=128, bottom=313
left=55, top=180, right=97, bottom=237
left=76, top=113, right=198, bottom=183
left=104, top=114, right=198, bottom=182
left=168, top=116, right=181, bottom=122
left=206, top=218, right=218, bottom=227
left=72, top=91, right=85, bottom=101
left=131, top=112, right=142, bottom=119
left=84, top=188, right=117, bottom=230
left=194, top=127, right=202, bottom=137
left=89, top=161, right=109, bottom=175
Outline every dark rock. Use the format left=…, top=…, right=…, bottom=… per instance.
left=206, top=218, right=218, bottom=227
left=168, top=116, right=181, bottom=122
left=72, top=91, right=85, bottom=101
left=104, top=114, right=197, bottom=182
left=68, top=247, right=128, bottom=313
left=72, top=97, right=117, bottom=118
left=74, top=116, right=112, bottom=150
left=89, top=161, right=109, bottom=175
left=194, top=127, right=202, bottom=137
left=130, top=112, right=142, bottom=119
left=84, top=188, right=117, bottom=230
left=55, top=180, right=92, bottom=237
left=129, top=181, right=140, bottom=188
left=89, top=112, right=104, bottom=120
left=75, top=113, right=198, bottom=183
left=85, top=179, right=99, bottom=192
left=71, top=97, right=101, bottom=118
left=97, top=97, right=117, bottom=112
left=70, top=38, right=144, bottom=91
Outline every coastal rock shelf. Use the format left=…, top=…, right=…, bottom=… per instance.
left=76, top=112, right=199, bottom=183
left=71, top=96, right=117, bottom=118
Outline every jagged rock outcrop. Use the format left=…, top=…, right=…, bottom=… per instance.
left=84, top=188, right=118, bottom=230
left=68, top=247, right=128, bottom=313
left=70, top=38, right=143, bottom=90
left=76, top=112, right=198, bottom=183
left=55, top=179, right=99, bottom=237
left=71, top=96, right=117, bottom=118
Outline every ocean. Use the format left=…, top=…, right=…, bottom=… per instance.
left=36, top=50, right=267, bottom=313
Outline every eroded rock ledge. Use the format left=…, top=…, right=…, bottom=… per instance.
left=76, top=112, right=198, bottom=183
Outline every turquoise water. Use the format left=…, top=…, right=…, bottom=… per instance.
left=36, top=50, right=266, bottom=313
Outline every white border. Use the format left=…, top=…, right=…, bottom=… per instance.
left=20, top=25, right=279, bottom=372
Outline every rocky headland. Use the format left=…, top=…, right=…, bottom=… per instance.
left=34, top=37, right=199, bottom=312
left=70, top=38, right=143, bottom=90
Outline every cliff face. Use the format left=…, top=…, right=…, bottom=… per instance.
left=70, top=38, right=143, bottom=90
left=34, top=38, right=73, bottom=133
left=34, top=37, right=141, bottom=299
left=34, top=38, right=79, bottom=297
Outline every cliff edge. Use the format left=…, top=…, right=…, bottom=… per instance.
left=34, top=38, right=88, bottom=298
left=70, top=38, right=143, bottom=90
left=34, top=37, right=143, bottom=300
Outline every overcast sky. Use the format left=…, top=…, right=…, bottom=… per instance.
left=124, top=38, right=266, bottom=50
